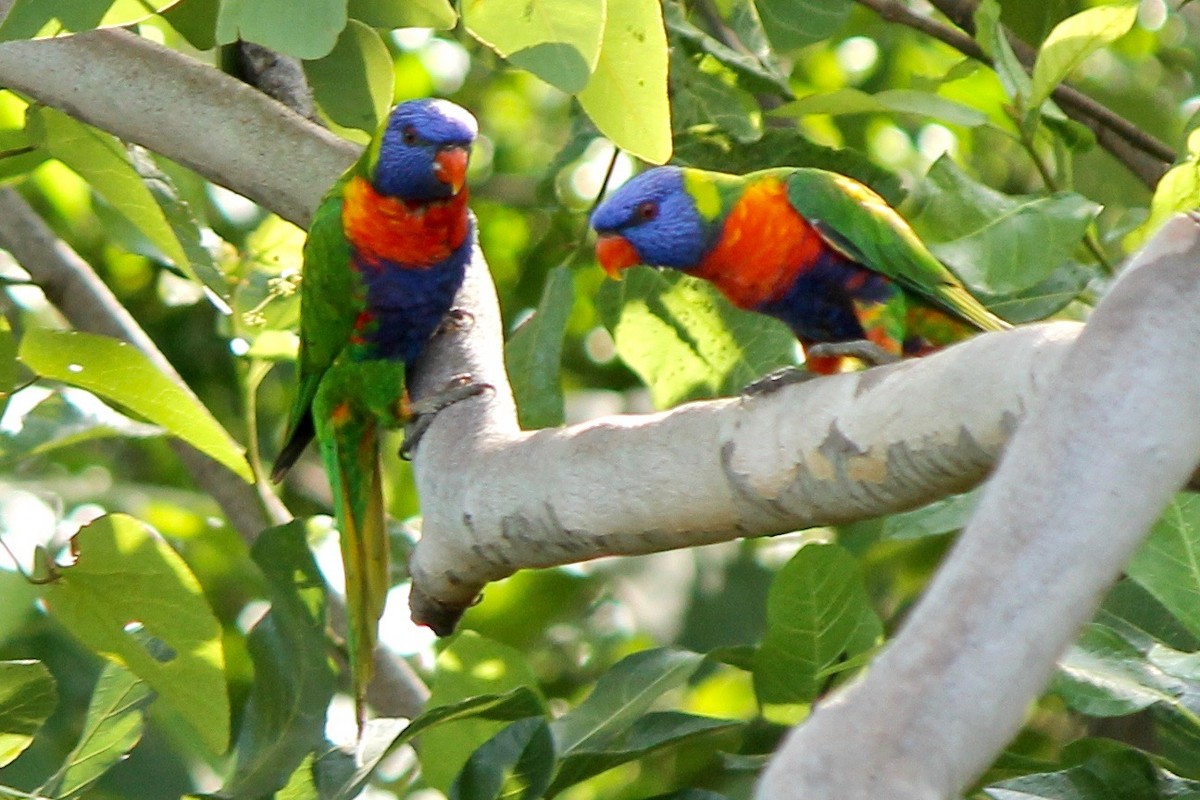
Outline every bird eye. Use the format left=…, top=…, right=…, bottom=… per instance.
left=401, top=126, right=419, bottom=145
left=635, top=201, right=658, bottom=222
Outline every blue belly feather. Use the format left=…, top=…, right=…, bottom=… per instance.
left=754, top=250, right=893, bottom=344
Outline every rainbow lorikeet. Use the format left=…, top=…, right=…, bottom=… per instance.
left=590, top=166, right=1009, bottom=376
left=271, top=98, right=480, bottom=724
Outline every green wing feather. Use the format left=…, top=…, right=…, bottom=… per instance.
left=780, top=168, right=1009, bottom=333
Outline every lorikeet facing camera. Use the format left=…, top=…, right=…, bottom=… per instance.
left=591, top=166, right=1008, bottom=376
left=272, top=98, right=480, bottom=725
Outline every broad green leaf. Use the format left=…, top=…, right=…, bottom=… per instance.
left=984, top=740, right=1200, bottom=799
left=315, top=717, right=407, bottom=800
left=305, top=21, right=394, bottom=134
left=450, top=717, right=555, bottom=800
left=577, top=0, right=671, bottom=164
left=0, top=0, right=182, bottom=41
left=663, top=1, right=791, bottom=97
left=19, top=328, right=253, bottom=482
left=670, top=52, right=761, bottom=144
left=223, top=522, right=335, bottom=799
left=753, top=0, right=850, bottom=51
left=1127, top=494, right=1200, bottom=641
left=596, top=268, right=795, bottom=408
left=879, top=490, right=980, bottom=540
left=548, top=712, right=742, bottom=796
left=0, top=390, right=162, bottom=467
left=1029, top=3, right=1138, bottom=110
left=776, top=88, right=988, bottom=128
left=1124, top=131, right=1200, bottom=251
left=0, top=660, right=55, bottom=767
left=391, top=687, right=547, bottom=750
left=349, top=0, right=456, bottom=28
left=464, top=0, right=604, bottom=94
left=419, top=632, right=545, bottom=792
left=29, top=108, right=193, bottom=283
left=973, top=0, right=1031, bottom=104
left=754, top=543, right=882, bottom=704
left=276, top=754, right=318, bottom=800
left=216, top=0, right=347, bottom=59
left=0, top=318, right=15, bottom=420
left=550, top=648, right=705, bottom=753
left=930, top=194, right=1099, bottom=295
left=1052, top=624, right=1183, bottom=718
left=1098, top=579, right=1200, bottom=654
left=980, top=261, right=1090, bottom=324
left=505, top=265, right=573, bottom=429
left=160, top=0, right=220, bottom=50
left=43, top=662, right=151, bottom=798
left=40, top=514, right=230, bottom=754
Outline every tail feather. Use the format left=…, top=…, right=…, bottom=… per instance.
left=270, top=409, right=315, bottom=483
left=327, top=418, right=390, bottom=731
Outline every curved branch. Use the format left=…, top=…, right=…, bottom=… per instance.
left=757, top=213, right=1200, bottom=799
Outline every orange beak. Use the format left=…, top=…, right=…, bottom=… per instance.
left=434, top=146, right=469, bottom=194
left=595, top=234, right=641, bottom=280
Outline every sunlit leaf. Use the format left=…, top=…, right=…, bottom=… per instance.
left=984, top=740, right=1200, bottom=799
left=1053, top=623, right=1182, bottom=718
left=314, top=718, right=407, bottom=800
left=464, top=0, right=604, bottom=94
left=753, top=0, right=849, bottom=50
left=1029, top=3, right=1138, bottom=110
left=160, top=0, right=220, bottom=50
left=596, top=268, right=794, bottom=408
left=577, top=0, right=671, bottom=164
left=0, top=660, right=55, bottom=768
left=0, top=389, right=162, bottom=466
left=664, top=1, right=791, bottom=96
left=505, top=265, right=573, bottom=429
left=1127, top=494, right=1200, bottom=641
left=223, top=522, right=335, bottom=798
left=19, top=328, right=253, bottom=482
left=349, top=0, right=456, bottom=29
left=0, top=0, right=182, bottom=41
left=551, top=648, right=705, bottom=753
left=216, top=0, right=347, bottom=59
left=305, top=21, right=394, bottom=134
left=40, top=514, right=230, bottom=754
left=450, top=717, right=555, bottom=800
left=42, top=662, right=151, bottom=798
left=276, top=754, right=318, bottom=800
left=777, top=88, right=988, bottom=128
left=754, top=543, right=881, bottom=704
left=418, top=632, right=545, bottom=792
left=392, top=687, right=546, bottom=750
left=973, top=0, right=1031, bottom=104
left=1124, top=132, right=1200, bottom=251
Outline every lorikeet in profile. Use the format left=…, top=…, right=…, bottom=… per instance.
left=590, top=166, right=1009, bottom=376
left=271, top=98, right=478, bottom=725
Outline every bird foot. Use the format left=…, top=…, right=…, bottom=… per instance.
left=435, top=308, right=475, bottom=337
left=741, top=367, right=818, bottom=397
left=399, top=374, right=493, bottom=460
left=808, top=340, right=900, bottom=367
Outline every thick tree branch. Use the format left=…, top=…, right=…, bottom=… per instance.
left=757, top=213, right=1200, bottom=799
left=855, top=0, right=1174, bottom=188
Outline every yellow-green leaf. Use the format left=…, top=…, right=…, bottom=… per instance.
left=216, top=0, right=347, bottom=59
left=577, top=0, right=671, bottom=164
left=41, top=514, right=230, bottom=755
left=464, top=0, right=604, bottom=94
left=18, top=328, right=253, bottom=482
left=0, top=660, right=55, bottom=767
left=305, top=21, right=394, bottom=134
left=1029, top=3, right=1138, bottom=110
left=0, top=0, right=182, bottom=41
left=349, top=0, right=456, bottom=28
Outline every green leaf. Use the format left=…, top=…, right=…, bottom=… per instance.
left=0, top=318, right=16, bottom=421
left=19, top=328, right=253, bottom=482
left=879, top=490, right=980, bottom=540
left=160, top=0, right=220, bottom=50
left=40, top=514, right=230, bottom=754
left=752, top=0, right=850, bottom=50
left=304, top=21, right=394, bottom=134
left=973, top=0, right=1031, bottom=104
left=0, top=0, right=182, bottom=41
left=393, top=686, right=547, bottom=750
left=754, top=543, right=882, bottom=705
left=0, top=660, right=55, bottom=768
left=216, top=0, right=347, bottom=59
left=450, top=717, right=555, bottom=800
left=670, top=52, right=762, bottom=144
left=29, top=108, right=194, bottom=283
left=577, top=0, right=671, bottom=164
left=1127, top=494, right=1200, bottom=641
left=314, top=718, right=407, bottom=800
left=276, top=754, right=318, bottom=800
left=43, top=662, right=151, bottom=798
left=550, top=648, right=705, bottom=753
left=418, top=632, right=545, bottom=792
left=223, top=522, right=335, bottom=798
left=1028, top=3, right=1138, bottom=110
left=1124, top=133, right=1200, bottom=251
left=776, top=88, right=989, bottom=128
left=1098, top=579, right=1200, bottom=654
left=984, top=741, right=1199, bottom=800
left=596, top=268, right=795, bottom=408
left=664, top=1, right=791, bottom=97
left=1052, top=624, right=1184, bottom=718
left=349, top=0, right=456, bottom=29
left=464, top=0, right=604, bottom=94
left=505, top=266, right=573, bottom=429
left=0, top=390, right=162, bottom=467
left=548, top=712, right=741, bottom=796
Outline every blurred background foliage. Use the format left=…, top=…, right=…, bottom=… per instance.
left=1, top=0, right=1200, bottom=798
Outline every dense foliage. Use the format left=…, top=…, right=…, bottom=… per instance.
left=1, top=0, right=1200, bottom=798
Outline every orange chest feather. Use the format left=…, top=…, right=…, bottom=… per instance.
left=692, top=179, right=825, bottom=309
left=341, top=176, right=469, bottom=268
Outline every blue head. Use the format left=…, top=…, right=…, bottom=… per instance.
left=590, top=167, right=713, bottom=276
left=371, top=98, right=478, bottom=201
